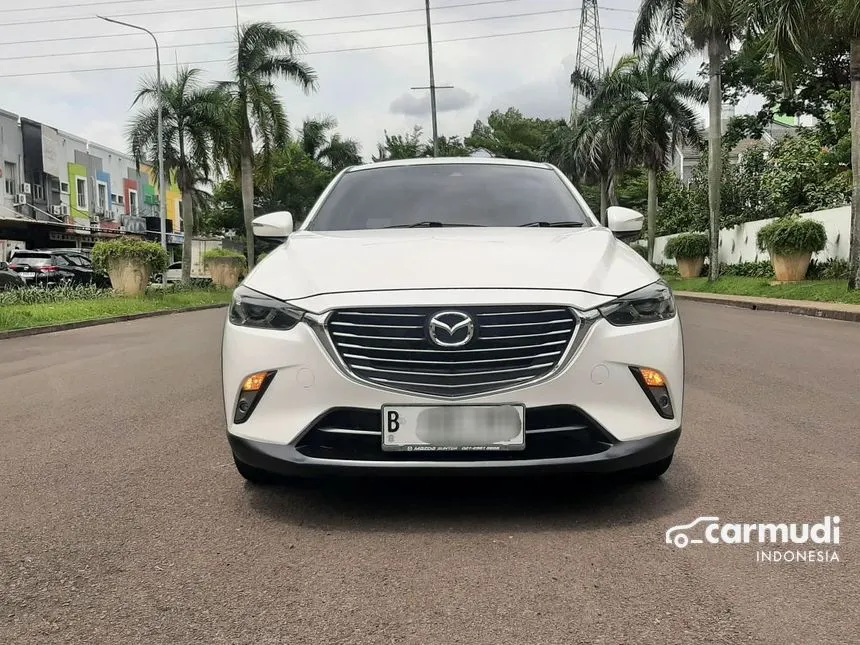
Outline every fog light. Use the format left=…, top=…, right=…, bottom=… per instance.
left=630, top=366, right=674, bottom=419
left=234, top=370, right=276, bottom=424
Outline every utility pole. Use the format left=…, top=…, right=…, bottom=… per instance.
left=99, top=14, right=167, bottom=284
left=411, top=0, right=453, bottom=157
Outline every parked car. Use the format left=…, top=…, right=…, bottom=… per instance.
left=0, top=260, right=26, bottom=290
left=222, top=158, right=684, bottom=485
left=7, top=249, right=110, bottom=288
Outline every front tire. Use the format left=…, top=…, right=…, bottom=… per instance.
left=233, top=455, right=281, bottom=485
left=631, top=454, right=673, bottom=480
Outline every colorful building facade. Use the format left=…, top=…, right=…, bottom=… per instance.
left=0, top=109, right=185, bottom=257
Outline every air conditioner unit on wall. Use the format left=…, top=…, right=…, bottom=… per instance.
left=14, top=193, right=27, bottom=205
left=51, top=205, right=62, bottom=215
left=60, top=204, right=69, bottom=216
left=21, top=182, right=31, bottom=195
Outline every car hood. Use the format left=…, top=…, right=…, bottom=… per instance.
left=244, top=228, right=658, bottom=304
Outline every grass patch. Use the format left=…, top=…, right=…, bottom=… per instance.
left=0, top=289, right=233, bottom=332
left=665, top=276, right=860, bottom=305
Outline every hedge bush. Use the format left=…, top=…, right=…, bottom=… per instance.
left=91, top=239, right=169, bottom=274
left=664, top=232, right=710, bottom=260
left=202, top=248, right=247, bottom=268
left=807, top=258, right=850, bottom=280
left=757, top=217, right=827, bottom=256
left=0, top=284, right=113, bottom=306
left=719, top=260, right=774, bottom=278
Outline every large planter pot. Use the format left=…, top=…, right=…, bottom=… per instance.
left=107, top=258, right=151, bottom=296
left=207, top=257, right=244, bottom=288
left=771, top=252, right=812, bottom=282
left=676, top=256, right=705, bottom=279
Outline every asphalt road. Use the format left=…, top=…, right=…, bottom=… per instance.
left=1, top=302, right=858, bottom=644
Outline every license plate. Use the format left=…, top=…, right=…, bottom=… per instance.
left=20, top=272, right=35, bottom=278
left=381, top=404, right=525, bottom=452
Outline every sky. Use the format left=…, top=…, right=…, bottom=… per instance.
left=0, top=0, right=762, bottom=161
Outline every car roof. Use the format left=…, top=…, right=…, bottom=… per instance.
left=343, top=156, right=555, bottom=174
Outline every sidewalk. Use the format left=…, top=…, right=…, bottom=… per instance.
left=674, top=291, right=860, bottom=323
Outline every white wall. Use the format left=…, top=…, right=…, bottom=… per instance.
left=652, top=206, right=852, bottom=265
left=0, top=109, right=23, bottom=211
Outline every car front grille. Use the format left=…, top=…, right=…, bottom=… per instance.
left=325, top=305, right=578, bottom=397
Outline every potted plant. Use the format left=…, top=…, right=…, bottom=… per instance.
left=756, top=217, right=827, bottom=282
left=92, top=239, right=168, bottom=296
left=663, top=232, right=709, bottom=279
left=203, top=248, right=247, bottom=288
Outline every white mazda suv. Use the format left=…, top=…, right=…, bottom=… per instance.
left=221, top=158, right=684, bottom=483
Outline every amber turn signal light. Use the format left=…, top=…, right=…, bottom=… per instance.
left=235, top=371, right=277, bottom=424
left=638, top=367, right=666, bottom=388
left=630, top=366, right=674, bottom=420
left=242, top=372, right=270, bottom=392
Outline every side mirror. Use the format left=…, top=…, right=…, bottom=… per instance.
left=252, top=211, right=293, bottom=238
left=0, top=261, right=7, bottom=271
left=607, top=206, right=644, bottom=243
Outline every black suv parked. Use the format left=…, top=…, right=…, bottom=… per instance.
left=7, top=249, right=110, bottom=288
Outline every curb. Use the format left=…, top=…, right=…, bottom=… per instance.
left=674, top=292, right=860, bottom=323
left=0, top=303, right=228, bottom=341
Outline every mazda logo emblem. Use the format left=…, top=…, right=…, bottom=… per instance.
left=427, top=311, right=475, bottom=348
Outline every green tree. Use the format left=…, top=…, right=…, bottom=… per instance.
left=589, top=46, right=705, bottom=261
left=546, top=56, right=639, bottom=224
left=127, top=67, right=222, bottom=282
left=423, top=135, right=473, bottom=157
left=753, top=0, right=860, bottom=288
left=465, top=108, right=565, bottom=161
left=372, top=126, right=425, bottom=161
left=299, top=116, right=363, bottom=171
left=635, top=0, right=750, bottom=280
left=216, top=22, right=317, bottom=268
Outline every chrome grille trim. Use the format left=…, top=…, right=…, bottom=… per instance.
left=323, top=305, right=581, bottom=397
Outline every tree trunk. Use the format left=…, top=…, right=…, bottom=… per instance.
left=707, top=41, right=723, bottom=282
left=609, top=170, right=620, bottom=207
left=599, top=175, right=609, bottom=226
left=181, top=191, right=194, bottom=282
left=240, top=127, right=256, bottom=269
left=848, top=38, right=860, bottom=290
left=647, top=166, right=658, bottom=264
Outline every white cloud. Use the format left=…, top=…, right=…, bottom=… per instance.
left=389, top=87, right=478, bottom=117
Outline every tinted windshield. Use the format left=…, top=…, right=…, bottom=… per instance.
left=305, top=164, right=593, bottom=231
left=11, top=253, right=51, bottom=266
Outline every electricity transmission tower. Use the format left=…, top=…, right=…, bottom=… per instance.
left=570, top=0, right=605, bottom=124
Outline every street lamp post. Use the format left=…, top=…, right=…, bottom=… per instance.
left=97, top=15, right=167, bottom=265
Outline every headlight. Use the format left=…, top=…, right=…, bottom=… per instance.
left=598, top=280, right=676, bottom=326
left=228, top=286, right=306, bottom=330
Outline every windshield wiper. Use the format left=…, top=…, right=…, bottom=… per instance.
left=383, top=221, right=485, bottom=228
left=519, top=221, right=586, bottom=228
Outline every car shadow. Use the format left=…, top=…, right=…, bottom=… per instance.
left=241, top=458, right=701, bottom=533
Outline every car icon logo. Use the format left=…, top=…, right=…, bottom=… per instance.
left=427, top=310, right=475, bottom=348
left=665, top=516, right=720, bottom=549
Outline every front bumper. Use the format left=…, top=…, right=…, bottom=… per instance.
left=221, top=290, right=685, bottom=474
left=229, top=425, right=681, bottom=477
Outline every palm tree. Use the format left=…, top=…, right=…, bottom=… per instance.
left=634, top=0, right=750, bottom=280
left=127, top=67, right=222, bottom=282
left=299, top=116, right=363, bottom=171
left=216, top=22, right=317, bottom=268
left=547, top=56, right=639, bottom=225
left=589, top=47, right=706, bottom=261
left=753, top=0, right=860, bottom=289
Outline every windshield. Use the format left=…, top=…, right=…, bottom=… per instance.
left=305, top=163, right=594, bottom=231
left=10, top=253, right=52, bottom=266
